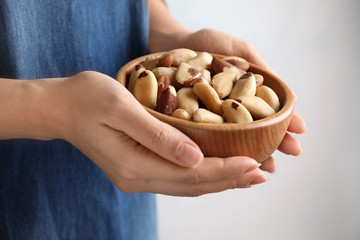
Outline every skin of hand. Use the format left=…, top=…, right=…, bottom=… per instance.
left=0, top=72, right=265, bottom=196
left=148, top=0, right=306, bottom=173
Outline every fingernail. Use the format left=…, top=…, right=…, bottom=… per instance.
left=176, top=142, right=203, bottom=167
left=249, top=175, right=267, bottom=185
left=244, top=162, right=261, bottom=173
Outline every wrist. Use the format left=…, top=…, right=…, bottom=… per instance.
left=149, top=29, right=192, bottom=53
left=0, top=77, right=67, bottom=140
left=148, top=0, right=192, bottom=52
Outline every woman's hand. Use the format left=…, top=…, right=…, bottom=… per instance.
left=148, top=16, right=306, bottom=173
left=52, top=71, right=266, bottom=196
left=0, top=70, right=266, bottom=196
left=176, top=28, right=306, bottom=172
left=148, top=1, right=306, bottom=173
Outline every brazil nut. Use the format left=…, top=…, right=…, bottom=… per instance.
left=200, top=69, right=211, bottom=83
left=168, top=48, right=197, bottom=67
left=186, top=52, right=213, bottom=70
left=177, top=87, right=199, bottom=117
left=222, top=56, right=249, bottom=72
left=211, top=70, right=238, bottom=99
left=171, top=108, right=191, bottom=121
left=254, top=74, right=264, bottom=87
left=193, top=108, right=224, bottom=124
left=193, top=83, right=223, bottom=116
left=152, top=67, right=175, bottom=82
left=128, top=64, right=145, bottom=93
left=211, top=56, right=235, bottom=74
left=175, top=62, right=201, bottom=87
left=230, top=72, right=256, bottom=99
left=156, top=86, right=177, bottom=115
left=222, top=99, right=253, bottom=124
left=256, top=85, right=280, bottom=112
left=133, top=70, right=158, bottom=109
left=152, top=67, right=183, bottom=90
left=236, top=96, right=275, bottom=119
left=142, top=53, right=174, bottom=70
left=157, top=75, right=171, bottom=101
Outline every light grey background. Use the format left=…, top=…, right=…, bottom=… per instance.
left=157, top=0, right=360, bottom=240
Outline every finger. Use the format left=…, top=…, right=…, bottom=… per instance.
left=288, top=112, right=306, bottom=134
left=277, top=132, right=302, bottom=156
left=127, top=116, right=203, bottom=167
left=135, top=153, right=262, bottom=183
left=109, top=130, right=261, bottom=183
left=109, top=92, right=203, bottom=167
left=260, top=156, right=277, bottom=173
left=133, top=168, right=267, bottom=197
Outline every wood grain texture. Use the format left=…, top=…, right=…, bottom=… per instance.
left=116, top=52, right=295, bottom=162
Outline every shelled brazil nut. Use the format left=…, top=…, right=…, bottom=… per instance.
left=127, top=48, right=280, bottom=124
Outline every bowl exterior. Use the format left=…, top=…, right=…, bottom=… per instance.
left=117, top=52, right=295, bottom=162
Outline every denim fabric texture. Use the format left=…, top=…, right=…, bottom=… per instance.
left=0, top=1, right=158, bottom=239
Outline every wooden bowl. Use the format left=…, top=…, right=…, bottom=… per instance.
left=116, top=52, right=295, bottom=162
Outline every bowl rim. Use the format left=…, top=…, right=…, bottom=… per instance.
left=116, top=51, right=295, bottom=131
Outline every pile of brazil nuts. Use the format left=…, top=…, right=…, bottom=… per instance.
left=128, top=48, right=280, bottom=124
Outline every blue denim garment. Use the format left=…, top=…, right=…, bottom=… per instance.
left=0, top=1, right=158, bottom=239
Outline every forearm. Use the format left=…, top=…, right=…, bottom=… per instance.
left=0, top=78, right=65, bottom=140
left=148, top=0, right=191, bottom=52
